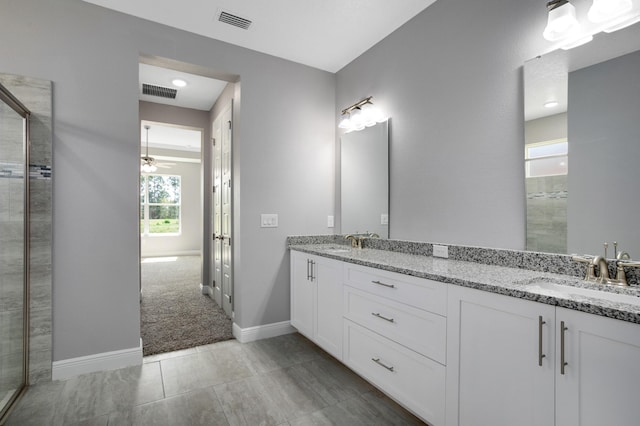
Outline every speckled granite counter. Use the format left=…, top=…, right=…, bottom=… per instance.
left=288, top=241, right=640, bottom=325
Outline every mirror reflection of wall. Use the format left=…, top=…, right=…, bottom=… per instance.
left=340, top=121, right=389, bottom=238
left=524, top=23, right=640, bottom=257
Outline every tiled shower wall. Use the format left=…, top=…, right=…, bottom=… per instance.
left=526, top=175, right=567, bottom=254
left=0, top=73, right=52, bottom=384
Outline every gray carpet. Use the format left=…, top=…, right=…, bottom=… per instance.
left=140, top=256, right=234, bottom=356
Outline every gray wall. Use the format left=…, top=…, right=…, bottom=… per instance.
left=336, top=0, right=550, bottom=249
left=568, top=50, right=640, bottom=256
left=0, top=0, right=335, bottom=361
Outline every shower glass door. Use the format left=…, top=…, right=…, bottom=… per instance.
left=0, top=83, right=29, bottom=420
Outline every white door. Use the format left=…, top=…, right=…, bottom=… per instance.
left=555, top=307, right=640, bottom=426
left=220, top=103, right=233, bottom=317
left=211, top=116, right=223, bottom=306
left=446, top=286, right=555, bottom=426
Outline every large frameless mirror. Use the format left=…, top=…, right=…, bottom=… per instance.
left=340, top=121, right=389, bottom=238
left=524, top=21, right=640, bottom=257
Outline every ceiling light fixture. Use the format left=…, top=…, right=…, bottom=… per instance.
left=171, top=79, right=187, bottom=87
left=338, top=96, right=387, bottom=133
left=141, top=125, right=157, bottom=173
left=544, top=100, right=560, bottom=108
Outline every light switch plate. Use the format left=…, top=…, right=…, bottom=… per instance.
left=381, top=214, right=389, bottom=225
left=327, top=215, right=334, bottom=228
left=260, top=214, right=278, bottom=228
left=433, top=244, right=449, bottom=258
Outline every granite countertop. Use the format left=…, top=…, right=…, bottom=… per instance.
left=289, top=243, right=640, bottom=324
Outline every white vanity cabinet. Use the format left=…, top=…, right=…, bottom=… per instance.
left=445, top=285, right=555, bottom=426
left=343, top=264, right=447, bottom=426
left=447, top=285, right=640, bottom=426
left=290, top=250, right=343, bottom=360
left=555, top=307, right=640, bottom=426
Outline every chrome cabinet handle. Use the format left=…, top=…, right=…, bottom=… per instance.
left=371, top=280, right=395, bottom=289
left=560, top=321, right=568, bottom=375
left=371, top=312, right=395, bottom=323
left=306, top=259, right=311, bottom=281
left=310, top=260, right=316, bottom=282
left=538, top=316, right=546, bottom=367
left=371, top=357, right=395, bottom=372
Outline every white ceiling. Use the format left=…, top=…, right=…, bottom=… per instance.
left=84, top=0, right=438, bottom=73
left=139, top=63, right=227, bottom=111
left=141, top=120, right=202, bottom=153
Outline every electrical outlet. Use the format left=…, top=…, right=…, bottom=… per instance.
left=433, top=244, right=449, bottom=258
left=327, top=215, right=334, bottom=228
left=260, top=214, right=278, bottom=228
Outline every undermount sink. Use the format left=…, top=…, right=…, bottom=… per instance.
left=524, top=280, right=640, bottom=307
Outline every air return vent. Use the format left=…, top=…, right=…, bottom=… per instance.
left=218, top=10, right=252, bottom=30
left=142, top=83, right=177, bottom=99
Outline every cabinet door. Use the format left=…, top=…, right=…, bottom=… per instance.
left=556, top=307, right=640, bottom=426
left=314, top=257, right=343, bottom=360
left=446, top=286, right=555, bottom=426
left=290, top=250, right=314, bottom=338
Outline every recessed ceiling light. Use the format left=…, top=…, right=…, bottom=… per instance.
left=172, top=79, right=187, bottom=88
left=544, top=101, right=559, bottom=108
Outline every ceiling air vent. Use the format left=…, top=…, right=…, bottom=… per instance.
left=142, top=83, right=177, bottom=99
left=218, top=10, right=252, bottom=30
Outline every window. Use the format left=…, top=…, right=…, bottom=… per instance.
left=140, top=174, right=181, bottom=235
left=525, top=139, right=568, bottom=178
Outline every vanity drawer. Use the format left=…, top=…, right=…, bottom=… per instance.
left=343, top=264, right=447, bottom=315
left=343, top=319, right=445, bottom=426
left=344, top=285, right=446, bottom=363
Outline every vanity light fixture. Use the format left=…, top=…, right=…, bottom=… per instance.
left=339, top=96, right=386, bottom=132
left=543, top=0, right=640, bottom=49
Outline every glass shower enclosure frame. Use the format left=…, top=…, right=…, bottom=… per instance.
left=0, top=81, right=30, bottom=421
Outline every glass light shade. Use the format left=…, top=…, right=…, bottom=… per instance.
left=338, top=115, right=352, bottom=129
left=588, top=0, right=632, bottom=23
left=350, top=108, right=364, bottom=127
left=141, top=162, right=157, bottom=173
left=602, top=11, right=640, bottom=32
left=360, top=104, right=377, bottom=127
left=543, top=2, right=579, bottom=41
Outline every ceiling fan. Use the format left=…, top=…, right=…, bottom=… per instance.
left=141, top=125, right=175, bottom=172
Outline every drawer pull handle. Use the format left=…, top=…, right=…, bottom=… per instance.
left=371, top=280, right=395, bottom=289
left=371, top=312, right=395, bottom=323
left=371, top=357, right=395, bottom=372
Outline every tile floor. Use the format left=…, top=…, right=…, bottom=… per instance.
left=5, top=333, right=426, bottom=425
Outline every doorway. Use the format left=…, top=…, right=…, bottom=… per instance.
left=137, top=58, right=237, bottom=355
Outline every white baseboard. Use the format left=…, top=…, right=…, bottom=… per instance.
left=200, top=283, right=213, bottom=296
left=232, top=321, right=296, bottom=343
left=141, top=250, right=200, bottom=258
left=52, top=339, right=143, bottom=380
